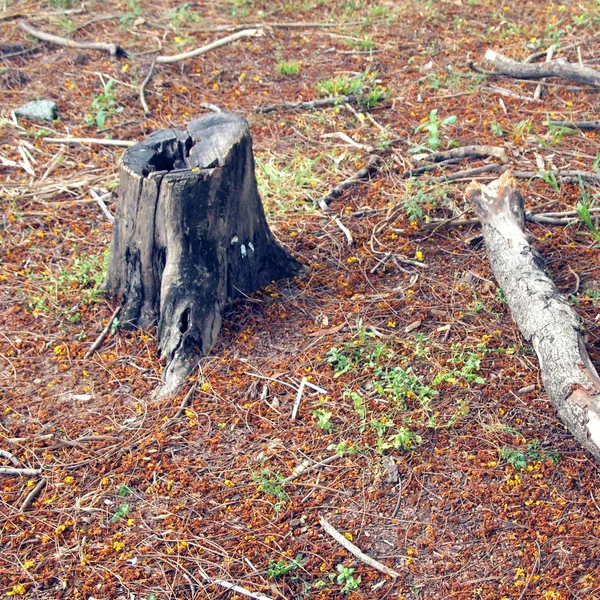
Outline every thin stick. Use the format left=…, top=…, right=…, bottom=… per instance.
left=172, top=383, right=198, bottom=420
left=547, top=120, right=600, bottom=130
left=20, top=478, right=46, bottom=511
left=256, top=94, right=360, bottom=114
left=85, top=305, right=121, bottom=359
left=318, top=155, right=383, bottom=211
left=333, top=217, right=354, bottom=246
left=291, top=377, right=307, bottom=420
left=155, top=29, right=263, bottom=64
left=18, top=21, right=126, bottom=57
left=196, top=565, right=273, bottom=600
left=140, top=57, right=157, bottom=116
left=481, top=85, right=540, bottom=103
left=283, top=454, right=340, bottom=484
left=90, top=190, right=114, bottom=223
left=319, top=516, right=401, bottom=578
left=43, top=137, right=135, bottom=147
left=0, top=449, right=21, bottom=466
left=533, top=45, right=555, bottom=100
left=0, top=466, right=41, bottom=476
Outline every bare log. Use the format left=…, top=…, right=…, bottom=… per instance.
left=484, top=50, right=600, bottom=88
left=105, top=113, right=301, bottom=395
left=466, top=171, right=600, bottom=461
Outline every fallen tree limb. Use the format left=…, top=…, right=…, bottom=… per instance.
left=416, top=145, right=509, bottom=164
left=318, top=155, right=383, bottom=211
left=320, top=515, right=401, bottom=578
left=484, top=49, right=600, bottom=88
left=547, top=120, right=600, bottom=131
left=18, top=21, right=127, bottom=57
left=155, top=29, right=263, bottom=64
left=466, top=171, right=600, bottom=462
left=256, top=94, right=360, bottom=114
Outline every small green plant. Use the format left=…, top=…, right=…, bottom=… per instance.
left=490, top=123, right=504, bottom=136
left=252, top=469, right=289, bottom=513
left=513, top=119, right=533, bottom=139
left=120, top=0, right=142, bottom=26
left=267, top=554, right=304, bottom=578
left=331, top=564, right=361, bottom=594
left=168, top=2, right=202, bottom=24
left=277, top=60, right=300, bottom=76
left=85, top=79, right=123, bottom=130
left=536, top=170, right=560, bottom=194
left=546, top=116, right=574, bottom=145
left=348, top=35, right=375, bottom=51
left=118, top=484, right=133, bottom=497
left=499, top=446, right=527, bottom=469
left=315, top=70, right=389, bottom=107
left=576, top=177, right=600, bottom=244
left=311, top=408, right=333, bottom=431
left=111, top=503, right=129, bottom=522
left=414, top=109, right=457, bottom=150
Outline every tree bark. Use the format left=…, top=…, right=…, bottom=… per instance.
left=105, top=113, right=302, bottom=395
left=466, top=171, right=600, bottom=462
left=484, top=49, right=600, bottom=88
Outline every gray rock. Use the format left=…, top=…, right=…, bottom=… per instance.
left=15, top=99, right=58, bottom=121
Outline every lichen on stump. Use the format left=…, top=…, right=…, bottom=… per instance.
left=105, top=113, right=302, bottom=395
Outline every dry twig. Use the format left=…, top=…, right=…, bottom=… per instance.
left=43, top=137, right=135, bottom=147
left=84, top=305, right=121, bottom=359
left=319, top=516, right=401, bottom=578
left=21, top=478, right=46, bottom=511
left=18, top=20, right=127, bottom=57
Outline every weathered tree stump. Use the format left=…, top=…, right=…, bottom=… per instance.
left=466, top=171, right=600, bottom=462
left=105, top=113, right=302, bottom=395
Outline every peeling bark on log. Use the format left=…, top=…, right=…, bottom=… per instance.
left=105, top=113, right=302, bottom=395
left=484, top=50, right=600, bottom=88
left=466, top=171, right=600, bottom=461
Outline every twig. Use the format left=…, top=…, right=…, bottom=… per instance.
left=193, top=20, right=368, bottom=33
left=0, top=466, right=41, bottom=476
left=18, top=20, right=127, bottom=57
left=196, top=566, right=273, bottom=600
left=318, top=155, right=384, bottom=211
left=333, top=217, right=354, bottom=246
left=0, top=449, right=21, bottom=466
left=84, top=305, right=121, bottom=359
left=90, top=190, right=114, bottom=223
left=533, top=44, right=555, bottom=100
left=20, top=478, right=46, bottom=511
left=415, top=144, right=508, bottom=164
left=43, top=137, right=135, bottom=147
left=155, top=29, right=263, bottom=64
left=481, top=85, right=540, bottom=102
left=256, top=94, right=360, bottom=114
left=139, top=57, right=157, bottom=117
left=291, top=377, right=307, bottom=420
left=283, top=454, right=340, bottom=484
left=172, top=383, right=198, bottom=420
left=319, top=516, right=401, bottom=578
left=200, top=102, right=222, bottom=112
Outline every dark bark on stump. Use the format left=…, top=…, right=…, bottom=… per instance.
left=466, top=171, right=600, bottom=462
left=105, top=113, right=302, bottom=395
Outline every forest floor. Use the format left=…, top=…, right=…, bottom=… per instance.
left=1, top=0, right=600, bottom=598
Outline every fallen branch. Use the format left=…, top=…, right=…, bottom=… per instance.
left=256, top=94, right=360, bottom=114
left=466, top=171, right=600, bottom=462
left=319, top=516, right=401, bottom=578
left=547, top=120, right=600, bottom=131
left=18, top=21, right=127, bottom=57
left=139, top=57, right=157, bottom=116
left=318, top=155, right=384, bottom=211
left=0, top=449, right=21, bottom=466
left=415, top=145, right=508, bottom=164
left=90, top=190, right=114, bottom=223
left=0, top=466, right=41, bottom=476
left=155, top=29, right=263, bottom=64
left=43, top=137, right=135, bottom=147
left=484, top=49, right=600, bottom=88
left=20, top=478, right=46, bottom=511
left=84, top=305, right=121, bottom=359
left=333, top=217, right=354, bottom=246
left=481, top=85, right=540, bottom=103
left=282, top=453, right=340, bottom=484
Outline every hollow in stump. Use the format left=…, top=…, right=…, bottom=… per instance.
left=105, top=113, right=302, bottom=395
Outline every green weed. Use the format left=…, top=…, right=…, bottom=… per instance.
left=315, top=70, right=389, bottom=108
left=576, top=176, right=600, bottom=244
left=414, top=109, right=457, bottom=150
left=253, top=469, right=290, bottom=513
left=84, top=79, right=123, bottom=130
left=331, top=564, right=361, bottom=594
left=267, top=554, right=304, bottom=578
left=276, top=60, right=300, bottom=76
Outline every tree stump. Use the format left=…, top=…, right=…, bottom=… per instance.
left=466, top=171, right=600, bottom=462
left=105, top=113, right=302, bottom=395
